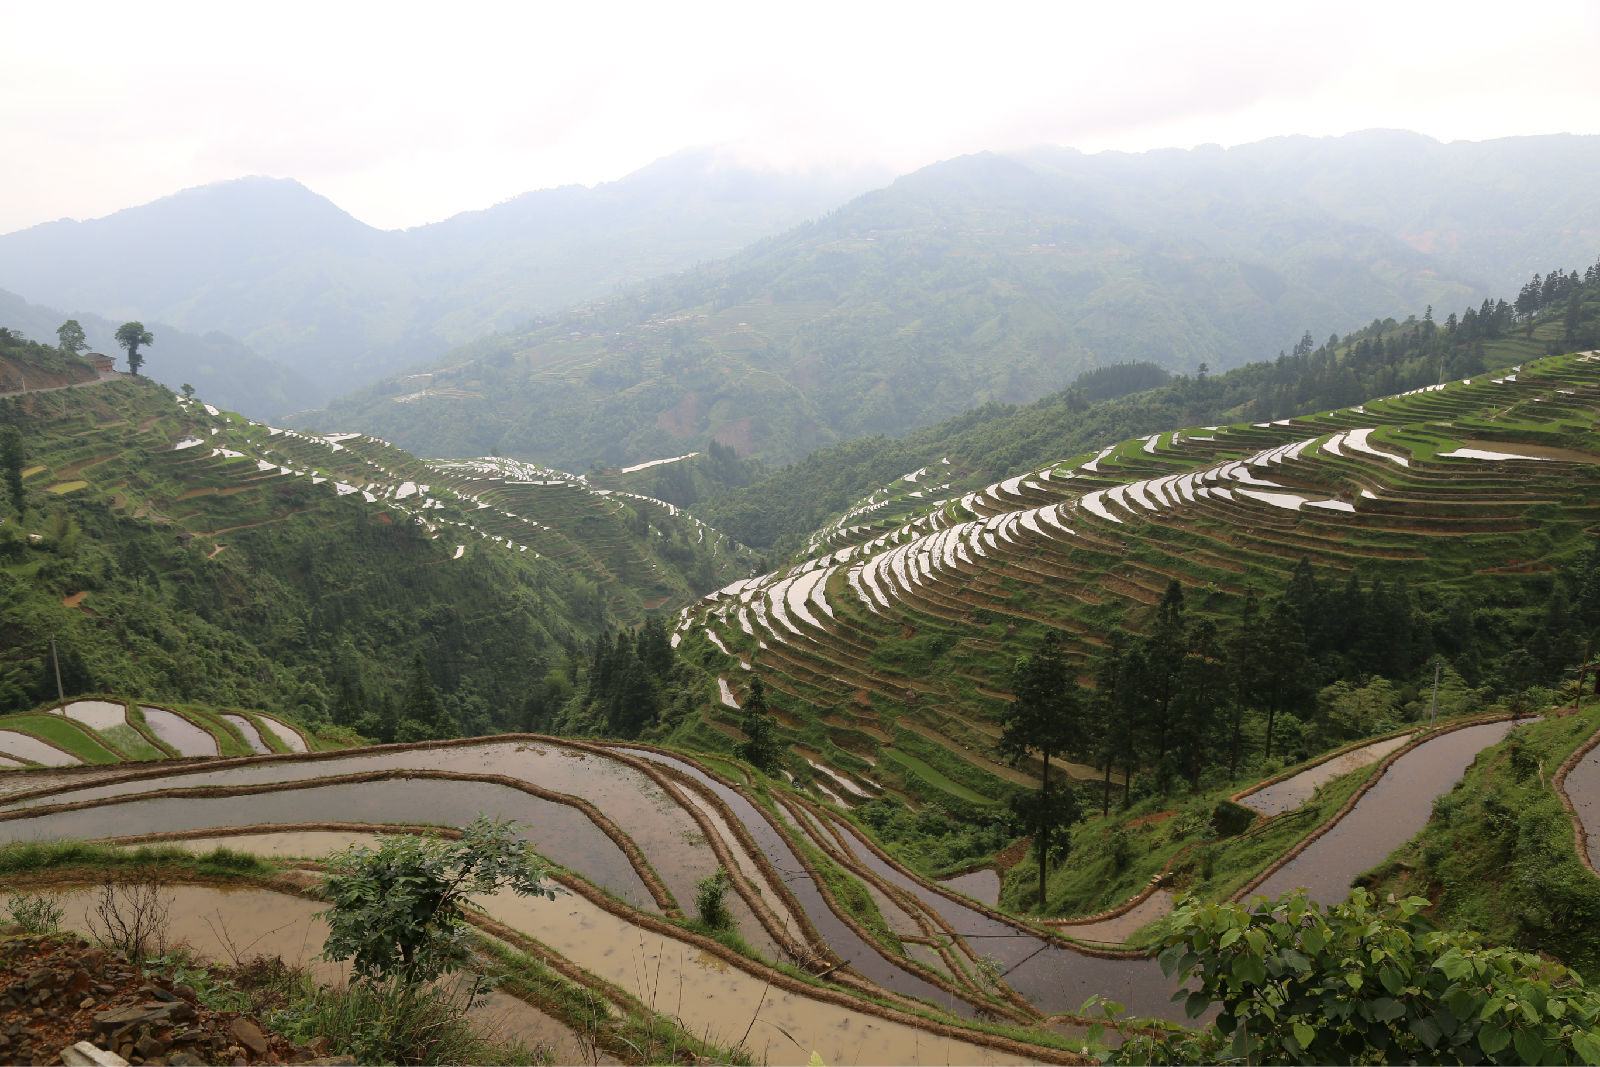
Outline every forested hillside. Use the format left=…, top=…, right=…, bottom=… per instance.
left=698, top=258, right=1600, bottom=552
left=0, top=336, right=757, bottom=739
left=304, top=134, right=1600, bottom=469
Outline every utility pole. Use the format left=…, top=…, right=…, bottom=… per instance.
left=51, top=635, right=65, bottom=712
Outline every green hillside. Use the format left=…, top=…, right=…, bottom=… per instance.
left=305, top=137, right=1600, bottom=470
left=698, top=260, right=1600, bottom=553
left=665, top=339, right=1600, bottom=919
left=0, top=335, right=758, bottom=735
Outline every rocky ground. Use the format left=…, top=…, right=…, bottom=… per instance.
left=0, top=933, right=349, bottom=1066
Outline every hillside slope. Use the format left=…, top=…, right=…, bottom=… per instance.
left=668, top=346, right=1600, bottom=835
left=304, top=133, right=1600, bottom=468
left=0, top=337, right=757, bottom=730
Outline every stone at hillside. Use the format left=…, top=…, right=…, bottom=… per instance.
left=59, top=1040, right=131, bottom=1066
left=92, top=1001, right=194, bottom=1039
left=227, top=1017, right=269, bottom=1057
left=135, top=1031, right=170, bottom=1059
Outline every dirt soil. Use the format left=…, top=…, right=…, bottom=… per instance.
left=0, top=931, right=346, bottom=1066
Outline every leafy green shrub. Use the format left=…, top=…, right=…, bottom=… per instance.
left=1093, top=890, right=1600, bottom=1065
left=272, top=975, right=548, bottom=1066
left=318, top=817, right=556, bottom=989
left=4, top=892, right=64, bottom=934
left=1209, top=799, right=1256, bottom=838
left=693, top=868, right=734, bottom=930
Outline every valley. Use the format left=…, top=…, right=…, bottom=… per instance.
left=4, top=320, right=1600, bottom=1061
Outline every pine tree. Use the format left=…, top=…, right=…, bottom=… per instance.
left=736, top=676, right=783, bottom=773
left=1001, top=630, right=1083, bottom=906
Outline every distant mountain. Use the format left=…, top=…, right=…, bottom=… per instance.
left=0, top=288, right=318, bottom=415
left=305, top=133, right=1600, bottom=469
left=0, top=152, right=885, bottom=408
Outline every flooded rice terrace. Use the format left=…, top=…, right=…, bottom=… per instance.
left=0, top=717, right=1549, bottom=1063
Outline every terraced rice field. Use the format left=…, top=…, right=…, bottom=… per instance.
left=0, top=700, right=290, bottom=766
left=677, top=351, right=1600, bottom=808
left=0, top=712, right=1565, bottom=1063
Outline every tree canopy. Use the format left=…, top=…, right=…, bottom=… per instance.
left=318, top=816, right=556, bottom=988
left=55, top=319, right=86, bottom=356
left=114, top=321, right=153, bottom=376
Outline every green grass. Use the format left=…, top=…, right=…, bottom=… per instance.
left=0, top=714, right=125, bottom=764
left=880, top=747, right=994, bottom=805
left=0, top=839, right=274, bottom=879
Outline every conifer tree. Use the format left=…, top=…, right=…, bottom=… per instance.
left=1001, top=631, right=1082, bottom=906
left=736, top=676, right=783, bottom=773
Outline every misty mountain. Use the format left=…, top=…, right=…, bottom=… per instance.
left=0, top=289, right=317, bottom=414
left=303, top=132, right=1600, bottom=469
left=0, top=151, right=885, bottom=410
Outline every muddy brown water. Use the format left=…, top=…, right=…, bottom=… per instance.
left=613, top=747, right=983, bottom=1019
left=484, top=886, right=1038, bottom=1066
left=140, top=834, right=1035, bottom=1067
left=50, top=884, right=341, bottom=980
left=0, top=778, right=655, bottom=911
left=1047, top=890, right=1174, bottom=945
left=821, top=815, right=1176, bottom=1020
left=1561, top=737, right=1600, bottom=870
left=1255, top=720, right=1525, bottom=906
left=0, top=741, right=727, bottom=921
left=1239, top=735, right=1412, bottom=816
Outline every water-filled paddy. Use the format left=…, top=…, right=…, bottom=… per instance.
left=42, top=880, right=595, bottom=1062
left=139, top=707, right=218, bottom=756
left=616, top=748, right=985, bottom=1017
left=222, top=713, right=272, bottom=754
left=1240, top=734, right=1412, bottom=816
left=1256, top=721, right=1524, bottom=906
left=0, top=730, right=78, bottom=765
left=61, top=700, right=128, bottom=731
left=0, top=777, right=655, bottom=911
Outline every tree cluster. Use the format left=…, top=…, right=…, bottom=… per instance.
left=574, top=616, right=677, bottom=738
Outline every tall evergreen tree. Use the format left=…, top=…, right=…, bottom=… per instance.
left=736, top=676, right=783, bottom=773
left=1001, top=631, right=1083, bottom=905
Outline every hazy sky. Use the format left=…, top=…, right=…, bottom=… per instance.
left=4, top=0, right=1598, bottom=234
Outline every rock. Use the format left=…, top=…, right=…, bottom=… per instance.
left=60, top=1040, right=131, bottom=1066
left=168, top=1055, right=206, bottom=1066
left=93, top=1002, right=195, bottom=1040
left=136, top=1032, right=170, bottom=1059
left=228, top=1018, right=270, bottom=1058
left=172, top=983, right=197, bottom=1002
left=140, top=984, right=177, bottom=1003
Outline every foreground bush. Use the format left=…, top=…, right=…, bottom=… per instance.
left=1093, top=889, right=1600, bottom=1065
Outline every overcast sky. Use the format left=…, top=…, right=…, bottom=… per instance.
left=4, top=0, right=1598, bottom=234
